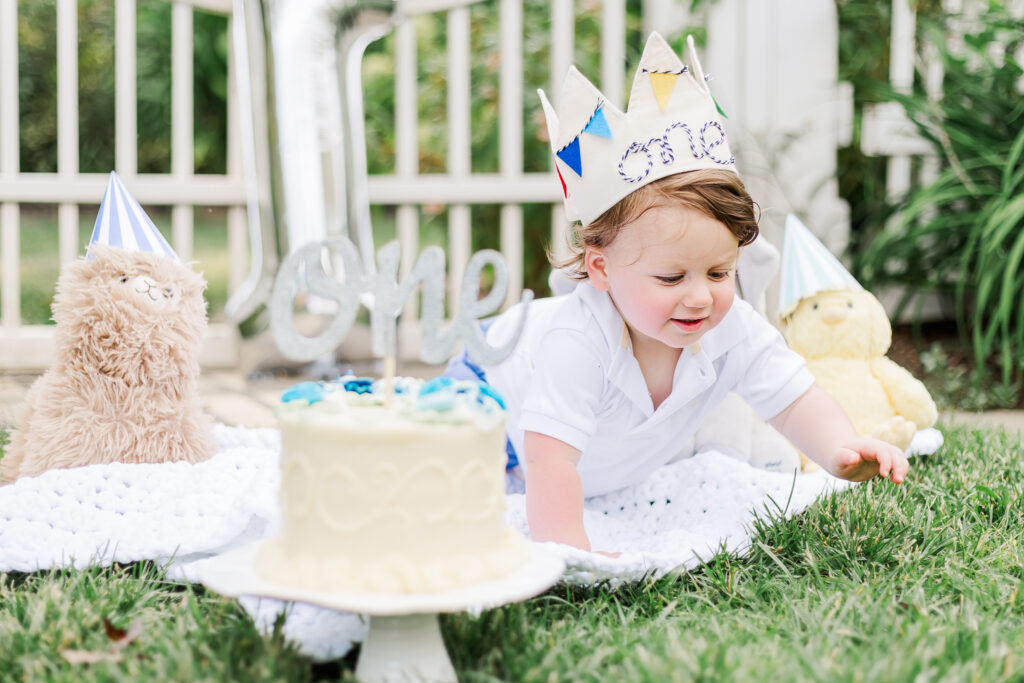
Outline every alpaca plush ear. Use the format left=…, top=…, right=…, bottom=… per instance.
left=585, top=248, right=611, bottom=292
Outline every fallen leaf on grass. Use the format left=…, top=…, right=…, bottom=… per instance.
left=59, top=618, right=144, bottom=665
left=103, top=617, right=142, bottom=647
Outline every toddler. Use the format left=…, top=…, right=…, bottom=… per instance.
left=451, top=33, right=908, bottom=553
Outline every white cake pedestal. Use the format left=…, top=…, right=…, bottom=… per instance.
left=196, top=543, right=564, bottom=682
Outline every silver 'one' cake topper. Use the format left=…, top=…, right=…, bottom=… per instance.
left=270, top=236, right=532, bottom=365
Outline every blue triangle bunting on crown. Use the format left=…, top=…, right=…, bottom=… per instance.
left=583, top=107, right=612, bottom=139
left=88, top=171, right=179, bottom=262
left=556, top=137, right=583, bottom=177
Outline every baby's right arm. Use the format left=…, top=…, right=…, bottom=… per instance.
left=523, top=431, right=591, bottom=551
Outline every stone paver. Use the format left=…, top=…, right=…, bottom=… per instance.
left=947, top=410, right=1024, bottom=438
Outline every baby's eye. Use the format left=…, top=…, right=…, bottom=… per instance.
left=708, top=271, right=731, bottom=281
left=655, top=274, right=684, bottom=284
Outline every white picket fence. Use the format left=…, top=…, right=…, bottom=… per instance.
left=0, top=0, right=247, bottom=371
left=4, top=0, right=997, bottom=372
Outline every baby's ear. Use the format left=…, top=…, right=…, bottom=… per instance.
left=584, top=248, right=611, bottom=292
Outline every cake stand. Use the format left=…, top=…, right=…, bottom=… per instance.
left=196, top=542, right=564, bottom=682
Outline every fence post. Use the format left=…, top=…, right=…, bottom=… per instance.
left=707, top=0, right=850, bottom=320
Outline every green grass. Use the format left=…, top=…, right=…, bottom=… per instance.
left=0, top=422, right=1021, bottom=681
left=7, top=207, right=233, bottom=325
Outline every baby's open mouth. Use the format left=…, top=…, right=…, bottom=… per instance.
left=671, top=317, right=707, bottom=332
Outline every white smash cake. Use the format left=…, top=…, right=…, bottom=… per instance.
left=256, top=375, right=530, bottom=594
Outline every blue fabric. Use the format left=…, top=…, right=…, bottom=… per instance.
left=442, top=324, right=520, bottom=471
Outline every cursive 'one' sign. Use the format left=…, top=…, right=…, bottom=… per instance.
left=269, top=237, right=532, bottom=365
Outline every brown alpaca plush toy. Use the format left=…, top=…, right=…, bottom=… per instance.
left=1, top=176, right=216, bottom=483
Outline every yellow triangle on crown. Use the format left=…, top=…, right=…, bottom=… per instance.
left=648, top=72, right=678, bottom=112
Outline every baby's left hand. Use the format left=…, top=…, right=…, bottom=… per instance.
left=828, top=437, right=909, bottom=484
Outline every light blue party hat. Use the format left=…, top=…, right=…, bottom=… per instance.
left=778, top=213, right=861, bottom=318
left=87, top=171, right=179, bottom=262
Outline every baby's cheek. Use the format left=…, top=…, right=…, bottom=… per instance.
left=711, top=286, right=735, bottom=322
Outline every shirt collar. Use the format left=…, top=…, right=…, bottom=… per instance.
left=575, top=281, right=626, bottom=353
left=575, top=282, right=653, bottom=412
left=697, top=297, right=749, bottom=361
left=573, top=283, right=755, bottom=414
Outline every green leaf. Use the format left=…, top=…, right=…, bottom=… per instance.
left=1002, top=125, right=1024, bottom=188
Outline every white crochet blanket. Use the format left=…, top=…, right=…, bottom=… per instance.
left=0, top=424, right=942, bottom=661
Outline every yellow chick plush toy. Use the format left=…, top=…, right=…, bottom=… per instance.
left=778, top=215, right=938, bottom=465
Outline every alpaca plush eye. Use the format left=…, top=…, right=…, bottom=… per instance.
left=119, top=274, right=128, bottom=284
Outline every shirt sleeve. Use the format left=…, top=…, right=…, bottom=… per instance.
left=731, top=312, right=815, bottom=420
left=517, top=327, right=607, bottom=453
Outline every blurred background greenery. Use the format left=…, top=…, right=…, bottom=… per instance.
left=10, top=0, right=1024, bottom=405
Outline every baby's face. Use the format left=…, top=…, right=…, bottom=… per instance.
left=588, top=202, right=739, bottom=352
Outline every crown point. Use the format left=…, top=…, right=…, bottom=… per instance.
left=537, top=88, right=559, bottom=152
left=685, top=35, right=710, bottom=95
left=557, top=67, right=610, bottom=146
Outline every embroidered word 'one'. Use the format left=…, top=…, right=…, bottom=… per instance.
left=618, top=120, right=735, bottom=183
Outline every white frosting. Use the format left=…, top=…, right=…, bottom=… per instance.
left=256, top=376, right=529, bottom=593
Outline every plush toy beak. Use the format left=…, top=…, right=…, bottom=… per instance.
left=821, top=305, right=847, bottom=324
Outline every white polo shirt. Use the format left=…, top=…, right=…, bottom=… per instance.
left=481, top=281, right=815, bottom=497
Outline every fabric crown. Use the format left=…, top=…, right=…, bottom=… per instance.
left=88, top=171, right=180, bottom=262
left=538, top=32, right=737, bottom=226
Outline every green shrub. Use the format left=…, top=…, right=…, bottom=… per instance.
left=857, top=5, right=1024, bottom=390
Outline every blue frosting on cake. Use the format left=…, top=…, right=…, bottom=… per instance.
left=280, top=374, right=506, bottom=418
left=281, top=381, right=325, bottom=405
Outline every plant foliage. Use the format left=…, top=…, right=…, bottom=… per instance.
left=17, top=0, right=228, bottom=175
left=857, top=4, right=1024, bottom=390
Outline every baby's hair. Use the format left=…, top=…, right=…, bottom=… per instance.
left=552, top=169, right=760, bottom=280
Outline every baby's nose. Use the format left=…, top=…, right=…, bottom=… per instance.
left=821, top=305, right=846, bottom=324
left=683, top=283, right=712, bottom=307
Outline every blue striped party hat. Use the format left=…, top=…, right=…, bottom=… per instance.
left=88, top=171, right=179, bottom=262
left=778, top=213, right=861, bottom=318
